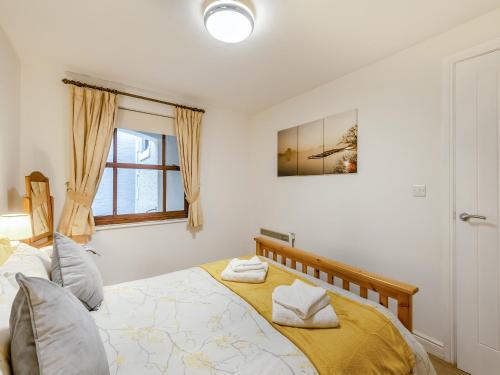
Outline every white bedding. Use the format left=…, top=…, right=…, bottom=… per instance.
left=1, top=249, right=436, bottom=375
left=93, top=261, right=436, bottom=375
left=93, top=267, right=317, bottom=375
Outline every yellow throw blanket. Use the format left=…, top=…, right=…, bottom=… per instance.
left=201, top=259, right=415, bottom=375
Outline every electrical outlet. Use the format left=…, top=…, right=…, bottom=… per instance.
left=412, top=185, right=426, bottom=197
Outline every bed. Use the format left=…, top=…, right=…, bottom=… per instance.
left=0, top=237, right=436, bottom=375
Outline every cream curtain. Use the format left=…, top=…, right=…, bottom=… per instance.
left=58, top=86, right=117, bottom=236
left=175, top=107, right=203, bottom=229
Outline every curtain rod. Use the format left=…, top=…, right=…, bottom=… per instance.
left=61, top=79, right=205, bottom=114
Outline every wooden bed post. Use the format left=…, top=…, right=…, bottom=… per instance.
left=256, top=240, right=263, bottom=256
left=254, top=236, right=419, bottom=332
left=397, top=294, right=413, bottom=332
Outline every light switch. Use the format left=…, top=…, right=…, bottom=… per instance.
left=413, top=185, right=426, bottom=197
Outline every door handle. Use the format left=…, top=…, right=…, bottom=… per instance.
left=459, top=212, right=487, bottom=221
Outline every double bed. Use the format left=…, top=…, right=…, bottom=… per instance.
left=1, top=236, right=436, bottom=374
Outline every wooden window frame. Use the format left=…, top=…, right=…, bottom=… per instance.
left=94, top=129, right=188, bottom=226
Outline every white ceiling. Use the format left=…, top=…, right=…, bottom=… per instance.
left=1, top=0, right=500, bottom=113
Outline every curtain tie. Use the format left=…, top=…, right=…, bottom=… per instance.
left=186, top=192, right=200, bottom=205
left=67, top=190, right=93, bottom=208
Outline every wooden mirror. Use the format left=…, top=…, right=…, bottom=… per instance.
left=23, top=171, right=54, bottom=247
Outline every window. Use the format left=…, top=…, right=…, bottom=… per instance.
left=92, top=127, right=187, bottom=225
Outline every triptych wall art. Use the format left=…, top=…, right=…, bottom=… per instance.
left=277, top=109, right=358, bottom=176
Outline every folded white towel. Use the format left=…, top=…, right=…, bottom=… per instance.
left=273, top=279, right=330, bottom=319
left=221, top=262, right=269, bottom=283
left=230, top=256, right=266, bottom=272
left=272, top=300, right=339, bottom=328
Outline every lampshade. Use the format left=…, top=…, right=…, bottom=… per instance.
left=0, top=214, right=33, bottom=241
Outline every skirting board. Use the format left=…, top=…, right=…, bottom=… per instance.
left=413, top=330, right=445, bottom=359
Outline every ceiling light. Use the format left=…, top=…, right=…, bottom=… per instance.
left=204, top=1, right=254, bottom=43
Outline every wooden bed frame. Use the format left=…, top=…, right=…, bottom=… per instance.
left=255, top=236, right=418, bottom=332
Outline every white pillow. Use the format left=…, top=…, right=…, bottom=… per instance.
left=0, top=242, right=102, bottom=375
left=0, top=244, right=51, bottom=289
left=0, top=275, right=17, bottom=375
left=39, top=245, right=54, bottom=264
left=0, top=244, right=51, bottom=375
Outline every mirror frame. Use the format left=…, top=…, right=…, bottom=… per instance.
left=23, top=171, right=54, bottom=247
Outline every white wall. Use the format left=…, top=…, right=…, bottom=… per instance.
left=18, top=62, right=254, bottom=284
left=11, top=5, right=500, bottom=360
left=90, top=104, right=254, bottom=284
left=0, top=26, right=20, bottom=213
left=249, top=8, right=500, bottom=359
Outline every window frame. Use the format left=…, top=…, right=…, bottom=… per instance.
left=94, top=128, right=188, bottom=226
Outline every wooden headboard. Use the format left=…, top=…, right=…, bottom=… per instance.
left=255, top=236, right=418, bottom=332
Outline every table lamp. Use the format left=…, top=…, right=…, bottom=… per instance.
left=0, top=214, right=33, bottom=247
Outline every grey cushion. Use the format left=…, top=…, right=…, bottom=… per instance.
left=51, top=233, right=104, bottom=311
left=9, top=273, right=109, bottom=375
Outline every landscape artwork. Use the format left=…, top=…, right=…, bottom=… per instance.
left=277, top=126, right=298, bottom=176
left=277, top=109, right=358, bottom=176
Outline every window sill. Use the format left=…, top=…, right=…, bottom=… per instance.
left=95, top=218, right=188, bottom=232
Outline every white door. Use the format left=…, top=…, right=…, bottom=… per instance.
left=455, top=48, right=500, bottom=374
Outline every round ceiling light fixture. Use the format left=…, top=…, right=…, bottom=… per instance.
left=204, top=1, right=254, bottom=43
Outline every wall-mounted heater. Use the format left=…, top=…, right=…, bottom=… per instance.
left=260, top=228, right=295, bottom=247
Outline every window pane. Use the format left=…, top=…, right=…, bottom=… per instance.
left=116, top=129, right=162, bottom=165
left=92, top=168, right=113, bottom=216
left=166, top=135, right=179, bottom=166
left=117, top=168, right=163, bottom=215
left=107, top=137, right=114, bottom=163
left=167, top=170, right=185, bottom=211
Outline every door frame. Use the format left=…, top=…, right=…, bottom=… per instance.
left=444, top=38, right=500, bottom=364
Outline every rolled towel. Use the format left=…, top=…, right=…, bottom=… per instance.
left=272, top=300, right=339, bottom=328
left=273, top=279, right=330, bottom=319
left=230, top=256, right=266, bottom=272
left=221, top=262, right=268, bottom=283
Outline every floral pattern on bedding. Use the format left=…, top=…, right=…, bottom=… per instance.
left=93, top=267, right=317, bottom=375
